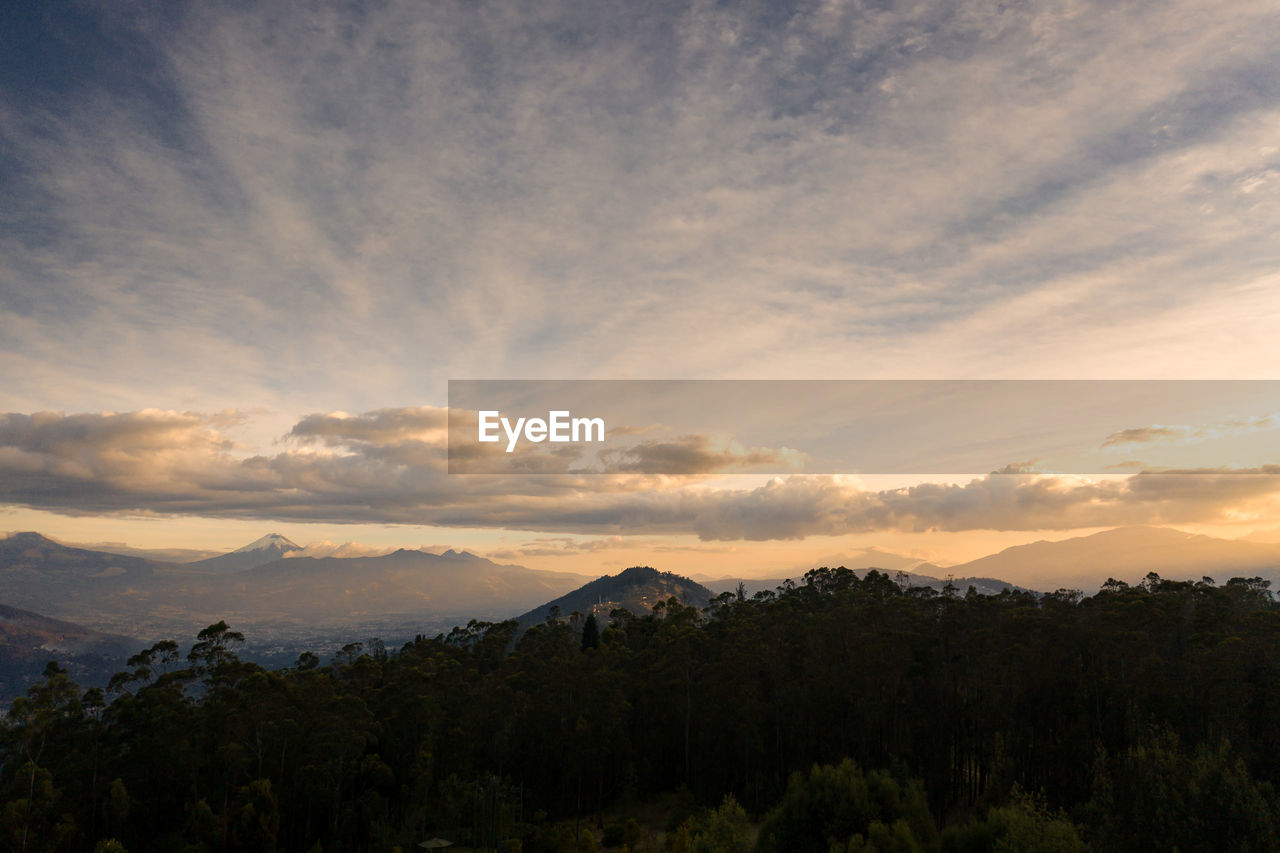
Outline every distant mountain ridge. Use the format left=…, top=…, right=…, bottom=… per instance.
left=700, top=528, right=1280, bottom=597
left=946, top=526, right=1280, bottom=592
left=231, top=548, right=594, bottom=621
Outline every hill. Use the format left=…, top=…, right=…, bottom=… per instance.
left=0, top=603, right=138, bottom=701
left=516, top=565, right=712, bottom=630
left=0, top=532, right=179, bottom=614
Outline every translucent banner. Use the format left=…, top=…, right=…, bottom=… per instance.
left=447, top=380, right=1280, bottom=475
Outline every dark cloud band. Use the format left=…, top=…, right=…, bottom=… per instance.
left=1, top=407, right=1277, bottom=539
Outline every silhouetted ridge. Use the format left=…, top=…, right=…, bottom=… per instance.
left=516, top=565, right=712, bottom=629
left=1, top=531, right=58, bottom=552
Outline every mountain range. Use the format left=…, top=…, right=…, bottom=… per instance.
left=699, top=528, right=1280, bottom=598
left=4, top=525, right=1280, bottom=647
left=0, top=532, right=592, bottom=638
left=943, top=526, right=1280, bottom=592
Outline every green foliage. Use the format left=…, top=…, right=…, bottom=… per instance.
left=692, top=794, right=751, bottom=853
left=755, top=759, right=934, bottom=853
left=1084, top=728, right=1280, bottom=852
left=668, top=819, right=693, bottom=852
left=940, top=788, right=1086, bottom=853
left=104, top=777, right=130, bottom=836
left=0, top=761, right=77, bottom=852
left=235, top=778, right=281, bottom=852
left=581, top=613, right=601, bottom=651
left=844, top=819, right=921, bottom=853
left=184, top=798, right=220, bottom=851
left=626, top=817, right=644, bottom=850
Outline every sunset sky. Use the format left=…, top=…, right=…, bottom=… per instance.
left=3, top=0, right=1279, bottom=578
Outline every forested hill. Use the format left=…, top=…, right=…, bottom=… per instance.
left=703, top=569, right=1027, bottom=599
left=6, top=568, right=1280, bottom=851
left=515, top=565, right=712, bottom=629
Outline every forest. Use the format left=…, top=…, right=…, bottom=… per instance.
left=4, top=568, right=1280, bottom=852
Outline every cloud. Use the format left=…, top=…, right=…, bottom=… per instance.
left=1102, top=415, right=1277, bottom=448
left=289, top=407, right=448, bottom=447
left=598, top=434, right=808, bottom=475
left=605, top=424, right=666, bottom=439
left=1103, top=460, right=1148, bottom=471
left=1, top=407, right=1278, bottom=539
left=288, top=407, right=448, bottom=467
left=485, top=536, right=634, bottom=561
left=1102, top=427, right=1184, bottom=448
left=990, top=460, right=1043, bottom=475
left=0, top=409, right=244, bottom=489
left=284, top=540, right=403, bottom=560
left=485, top=535, right=735, bottom=561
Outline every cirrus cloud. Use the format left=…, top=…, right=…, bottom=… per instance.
left=5, top=0, right=1280, bottom=421
left=1102, top=415, right=1278, bottom=448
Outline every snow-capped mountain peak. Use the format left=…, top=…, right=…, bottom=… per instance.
left=233, top=533, right=301, bottom=554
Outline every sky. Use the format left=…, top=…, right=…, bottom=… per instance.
left=2, top=0, right=1279, bottom=577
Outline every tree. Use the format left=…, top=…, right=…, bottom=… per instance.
left=755, top=760, right=935, bottom=853
left=692, top=794, right=750, bottom=853
left=187, top=620, right=245, bottom=672
left=941, top=788, right=1086, bottom=852
left=581, top=614, right=600, bottom=651
left=1085, top=729, right=1280, bottom=852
